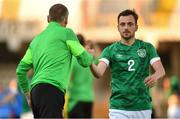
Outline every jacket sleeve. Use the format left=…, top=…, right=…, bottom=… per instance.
left=66, top=40, right=93, bottom=67
left=66, top=28, right=93, bottom=67
left=16, top=48, right=33, bottom=93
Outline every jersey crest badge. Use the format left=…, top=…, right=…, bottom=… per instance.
left=137, top=49, right=146, bottom=58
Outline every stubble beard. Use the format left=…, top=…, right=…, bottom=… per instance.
left=121, top=34, right=134, bottom=41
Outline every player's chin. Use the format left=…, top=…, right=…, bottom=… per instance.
left=122, top=36, right=132, bottom=40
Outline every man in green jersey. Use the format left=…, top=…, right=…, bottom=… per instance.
left=67, top=34, right=94, bottom=118
left=90, top=9, right=165, bottom=119
left=16, top=4, right=93, bottom=118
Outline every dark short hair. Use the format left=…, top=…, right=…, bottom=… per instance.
left=117, top=9, right=138, bottom=24
left=49, top=4, right=68, bottom=22
left=77, top=34, right=85, bottom=46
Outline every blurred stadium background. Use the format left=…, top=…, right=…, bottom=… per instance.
left=0, top=0, right=180, bottom=118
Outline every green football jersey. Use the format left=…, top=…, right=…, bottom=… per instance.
left=16, top=21, right=93, bottom=94
left=67, top=57, right=94, bottom=112
left=100, top=39, right=160, bottom=111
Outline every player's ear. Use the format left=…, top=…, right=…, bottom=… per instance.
left=47, top=15, right=51, bottom=23
left=64, top=16, right=68, bottom=26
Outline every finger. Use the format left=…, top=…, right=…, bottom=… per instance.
left=148, top=80, right=157, bottom=88
left=145, top=78, right=153, bottom=86
left=145, top=80, right=156, bottom=88
left=146, top=79, right=154, bottom=85
left=144, top=77, right=151, bottom=83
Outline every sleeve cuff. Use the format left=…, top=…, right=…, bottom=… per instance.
left=150, top=57, right=160, bottom=65
left=99, top=58, right=109, bottom=66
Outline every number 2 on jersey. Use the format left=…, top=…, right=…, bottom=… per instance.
left=128, top=60, right=135, bottom=71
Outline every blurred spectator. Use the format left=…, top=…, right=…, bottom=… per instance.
left=0, top=79, right=23, bottom=118
left=67, top=34, right=95, bottom=118
left=9, top=79, right=23, bottom=118
left=167, top=75, right=180, bottom=119
left=161, top=75, right=171, bottom=117
left=0, top=82, right=11, bottom=118
left=149, top=75, right=169, bottom=118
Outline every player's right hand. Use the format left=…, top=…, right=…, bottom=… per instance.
left=25, top=92, right=32, bottom=110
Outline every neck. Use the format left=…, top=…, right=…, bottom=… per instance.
left=121, top=37, right=135, bottom=46
left=57, top=21, right=65, bottom=27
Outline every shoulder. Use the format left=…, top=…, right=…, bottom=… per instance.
left=104, top=42, right=118, bottom=51
left=136, top=39, right=154, bottom=47
left=29, top=36, right=37, bottom=47
left=65, top=28, right=77, bottom=38
left=52, top=26, right=74, bottom=35
left=66, top=28, right=75, bottom=34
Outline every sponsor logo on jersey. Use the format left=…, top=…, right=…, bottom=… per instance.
left=137, top=49, right=146, bottom=58
left=116, top=54, right=123, bottom=59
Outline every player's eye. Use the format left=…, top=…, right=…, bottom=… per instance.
left=119, top=23, right=125, bottom=27
left=128, top=22, right=134, bottom=27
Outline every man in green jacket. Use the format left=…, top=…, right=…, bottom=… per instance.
left=16, top=4, right=93, bottom=118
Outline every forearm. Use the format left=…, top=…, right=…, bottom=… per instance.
left=90, top=63, right=101, bottom=78
left=25, top=92, right=32, bottom=109
left=152, top=67, right=165, bottom=80
left=151, top=62, right=165, bottom=81
left=90, top=62, right=107, bottom=78
left=76, top=50, right=93, bottom=67
left=66, top=40, right=94, bottom=67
